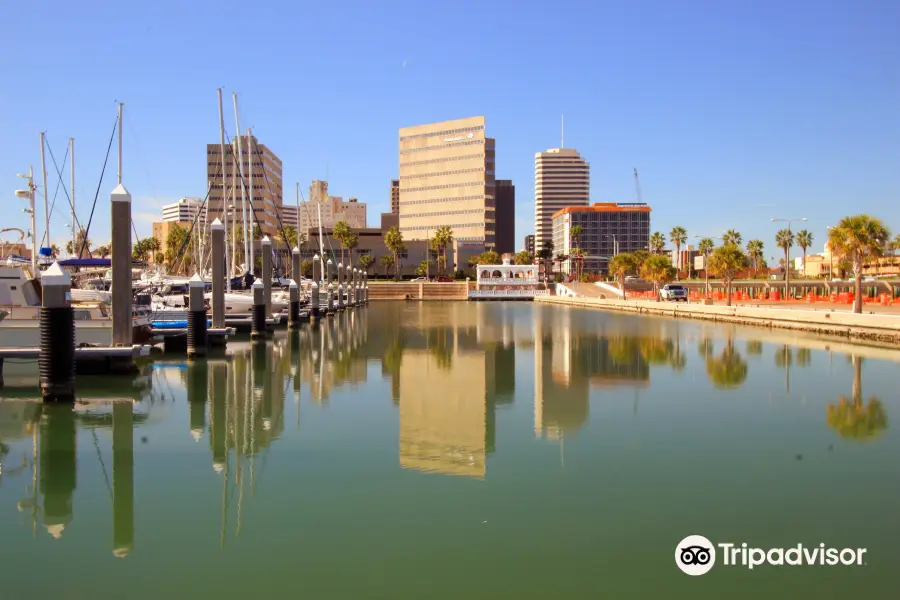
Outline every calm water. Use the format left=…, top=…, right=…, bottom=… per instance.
left=0, top=302, right=898, bottom=599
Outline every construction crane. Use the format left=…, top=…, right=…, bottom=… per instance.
left=633, top=168, right=643, bottom=203
left=0, top=227, right=26, bottom=259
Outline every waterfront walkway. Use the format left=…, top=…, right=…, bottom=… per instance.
left=536, top=296, right=900, bottom=346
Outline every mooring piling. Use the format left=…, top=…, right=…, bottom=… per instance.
left=39, top=262, right=75, bottom=402
left=110, top=182, right=132, bottom=348
left=288, top=279, right=301, bottom=329
left=187, top=273, right=208, bottom=358
left=250, top=278, right=267, bottom=340
left=337, top=263, right=345, bottom=310
left=261, top=236, right=272, bottom=317
left=210, top=218, right=225, bottom=329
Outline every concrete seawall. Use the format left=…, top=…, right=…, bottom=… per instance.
left=535, top=296, right=900, bottom=346
left=367, top=282, right=470, bottom=301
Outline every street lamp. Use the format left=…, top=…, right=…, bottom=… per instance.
left=771, top=217, right=807, bottom=300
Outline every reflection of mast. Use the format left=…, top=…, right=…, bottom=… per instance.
left=112, top=401, right=134, bottom=558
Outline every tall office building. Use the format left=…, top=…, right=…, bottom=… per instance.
left=552, top=202, right=651, bottom=274
left=161, top=197, right=205, bottom=225
left=524, top=234, right=535, bottom=254
left=390, top=178, right=400, bottom=214
left=494, top=180, right=515, bottom=255
left=398, top=116, right=496, bottom=249
left=534, top=148, right=589, bottom=253
left=206, top=134, right=283, bottom=236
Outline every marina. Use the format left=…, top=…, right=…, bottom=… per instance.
left=1, top=302, right=898, bottom=598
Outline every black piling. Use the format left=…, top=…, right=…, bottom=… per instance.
left=39, top=263, right=75, bottom=402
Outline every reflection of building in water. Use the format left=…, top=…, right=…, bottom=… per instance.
left=533, top=310, right=652, bottom=439
left=399, top=349, right=490, bottom=478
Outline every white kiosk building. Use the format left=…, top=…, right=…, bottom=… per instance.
left=469, top=257, right=549, bottom=300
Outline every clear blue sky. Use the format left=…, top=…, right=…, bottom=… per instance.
left=2, top=0, right=898, bottom=261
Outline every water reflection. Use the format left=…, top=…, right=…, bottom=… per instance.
left=0, top=303, right=896, bottom=569
left=826, top=356, right=888, bottom=441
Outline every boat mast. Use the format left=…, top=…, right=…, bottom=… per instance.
left=39, top=132, right=50, bottom=254
left=217, top=88, right=231, bottom=292
left=70, top=138, right=75, bottom=258
left=233, top=93, right=249, bottom=273
left=247, top=127, right=254, bottom=274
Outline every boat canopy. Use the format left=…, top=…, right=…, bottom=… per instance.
left=57, top=258, right=144, bottom=267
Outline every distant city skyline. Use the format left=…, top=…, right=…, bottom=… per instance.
left=3, top=1, right=898, bottom=252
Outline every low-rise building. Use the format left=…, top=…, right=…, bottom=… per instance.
left=551, top=202, right=651, bottom=275
left=161, top=197, right=205, bottom=225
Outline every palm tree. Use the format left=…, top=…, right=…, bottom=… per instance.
left=514, top=250, right=534, bottom=265
left=828, top=215, right=891, bottom=313
left=707, top=244, right=746, bottom=306
left=746, top=239, right=764, bottom=277
left=538, top=240, right=554, bottom=281
left=608, top=252, right=637, bottom=301
left=359, top=254, right=374, bottom=275
left=379, top=254, right=394, bottom=277
left=669, top=226, right=687, bottom=278
left=50, top=244, right=61, bottom=258
left=826, top=356, right=887, bottom=441
left=95, top=245, right=110, bottom=258
left=796, top=229, right=813, bottom=278
left=697, top=237, right=715, bottom=297
left=332, top=220, right=352, bottom=266
left=65, top=226, right=92, bottom=258
left=723, top=230, right=742, bottom=246
left=775, top=228, right=794, bottom=287
left=648, top=231, right=666, bottom=255
left=639, top=254, right=676, bottom=296
left=892, top=234, right=900, bottom=272
left=432, top=225, right=454, bottom=275
left=383, top=226, right=405, bottom=280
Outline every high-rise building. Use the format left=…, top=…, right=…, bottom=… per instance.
left=494, top=180, right=515, bottom=255
left=524, top=234, right=535, bottom=254
left=281, top=180, right=367, bottom=235
left=551, top=202, right=651, bottom=274
left=390, top=178, right=400, bottom=214
left=398, top=116, right=496, bottom=249
left=534, top=148, right=589, bottom=253
left=161, top=197, right=205, bottom=225
left=206, top=134, right=283, bottom=236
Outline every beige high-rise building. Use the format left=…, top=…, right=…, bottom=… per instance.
left=534, top=148, right=589, bottom=253
left=398, top=116, right=496, bottom=249
left=280, top=180, right=367, bottom=235
left=206, top=134, right=283, bottom=236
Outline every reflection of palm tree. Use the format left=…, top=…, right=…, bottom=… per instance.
left=705, top=337, right=748, bottom=389
left=427, top=327, right=453, bottom=371
left=827, top=356, right=887, bottom=441
left=796, top=348, right=811, bottom=367
left=698, top=338, right=713, bottom=360
left=746, top=340, right=762, bottom=355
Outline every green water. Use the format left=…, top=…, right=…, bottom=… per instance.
left=0, top=302, right=897, bottom=599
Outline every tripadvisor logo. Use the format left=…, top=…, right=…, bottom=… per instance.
left=675, top=535, right=867, bottom=576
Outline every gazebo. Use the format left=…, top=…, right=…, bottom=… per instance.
left=469, top=257, right=548, bottom=300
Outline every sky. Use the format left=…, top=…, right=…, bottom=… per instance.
left=1, top=0, right=898, bottom=262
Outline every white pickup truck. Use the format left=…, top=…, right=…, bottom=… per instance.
left=659, top=284, right=688, bottom=302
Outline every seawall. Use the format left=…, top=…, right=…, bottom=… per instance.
left=535, top=296, right=900, bottom=346
left=367, top=282, right=470, bottom=301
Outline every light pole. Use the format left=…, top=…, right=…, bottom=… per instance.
left=694, top=234, right=723, bottom=298
left=771, top=217, right=807, bottom=300
left=601, top=234, right=618, bottom=278
left=15, top=168, right=37, bottom=273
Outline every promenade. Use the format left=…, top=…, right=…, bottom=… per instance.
left=535, top=295, right=900, bottom=346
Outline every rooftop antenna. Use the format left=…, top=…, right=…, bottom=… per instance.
left=561, top=114, right=564, bottom=149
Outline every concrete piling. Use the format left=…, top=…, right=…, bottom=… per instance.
left=39, top=262, right=75, bottom=402
left=187, top=273, right=207, bottom=358
left=311, top=280, right=320, bottom=323
left=337, top=263, right=345, bottom=310
left=110, top=183, right=132, bottom=347
left=291, top=246, right=301, bottom=284
left=261, top=236, right=272, bottom=318
left=250, top=278, right=266, bottom=340
left=288, top=279, right=301, bottom=329
left=210, top=218, right=225, bottom=329
left=327, top=283, right=335, bottom=315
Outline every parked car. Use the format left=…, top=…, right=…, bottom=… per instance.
left=412, top=277, right=427, bottom=281
left=659, top=284, right=688, bottom=302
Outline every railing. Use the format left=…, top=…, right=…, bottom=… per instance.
left=469, top=289, right=549, bottom=298
left=477, top=277, right=538, bottom=284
